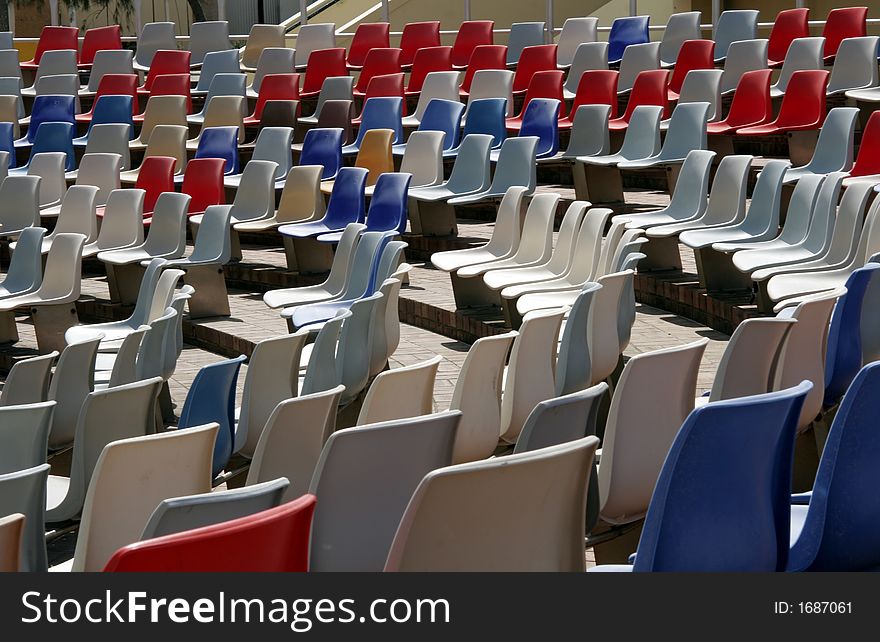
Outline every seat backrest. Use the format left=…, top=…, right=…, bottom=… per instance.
left=617, top=104, right=663, bottom=159
left=775, top=69, right=830, bottom=129
left=553, top=282, right=602, bottom=395
left=617, top=41, right=661, bottom=93
left=95, top=188, right=144, bottom=249
left=713, top=9, right=759, bottom=60
left=798, top=171, right=844, bottom=254
left=300, top=310, right=350, bottom=396
left=399, top=130, right=444, bottom=186
left=133, top=307, right=176, bottom=381
left=0, top=400, right=54, bottom=473
left=242, top=24, right=286, bottom=69
left=557, top=16, right=599, bottom=67
left=309, top=410, right=461, bottom=571
left=827, top=35, right=880, bottom=94
left=822, top=6, right=868, bottom=60
left=354, top=128, right=394, bottom=187
left=300, top=127, right=343, bottom=180
left=275, top=165, right=325, bottom=224
left=405, top=46, right=453, bottom=94
left=294, top=23, right=336, bottom=68
left=347, top=22, right=390, bottom=67
left=516, top=375, right=607, bottom=453
left=385, top=435, right=599, bottom=572
left=608, top=15, right=650, bottom=62
left=0, top=464, right=50, bottom=571
left=565, top=207, right=612, bottom=283
left=335, top=292, right=385, bottom=402
left=137, top=95, right=188, bottom=143
left=79, top=144, right=126, bottom=195
left=506, top=21, right=546, bottom=66
left=444, top=133, right=493, bottom=195
left=451, top=20, right=494, bottom=67
left=364, top=172, right=411, bottom=234
left=722, top=68, right=773, bottom=128
left=511, top=43, right=557, bottom=92
left=249, top=47, right=295, bottom=93
left=143, top=125, right=186, bottom=171
left=740, top=158, right=788, bottom=235
left=32, top=48, right=77, bottom=82
left=0, top=175, right=40, bottom=234
left=634, top=382, right=810, bottom=572
left=417, top=98, right=464, bottom=150
left=768, top=8, right=811, bottom=63
left=489, top=136, right=538, bottom=194
left=598, top=339, right=708, bottom=525
left=657, top=101, right=708, bottom=160
left=140, top=50, right=192, bottom=92
left=0, top=347, right=55, bottom=408
left=322, top=164, right=367, bottom=228
left=187, top=20, right=231, bottom=65
left=701, top=153, right=750, bottom=226
left=229, top=159, right=277, bottom=222
left=135, top=22, right=176, bottom=68
left=143, top=192, right=189, bottom=256
left=774, top=37, right=825, bottom=93
left=659, top=11, right=702, bottom=65
left=721, top=39, right=769, bottom=94
left=302, top=49, right=349, bottom=96
left=187, top=204, right=232, bottom=264
left=180, top=157, right=224, bottom=214
left=850, top=110, right=880, bottom=177
left=776, top=172, right=824, bottom=244
left=519, top=97, right=560, bottom=157
left=195, top=49, right=242, bottom=93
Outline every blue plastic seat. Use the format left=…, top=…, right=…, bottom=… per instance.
left=608, top=15, right=651, bottom=64
left=0, top=122, right=16, bottom=168
left=192, top=126, right=240, bottom=175
left=394, top=99, right=464, bottom=155
left=446, top=98, right=507, bottom=157
left=593, top=381, right=811, bottom=572
left=343, top=97, right=404, bottom=155
left=788, top=362, right=880, bottom=571
left=73, top=94, right=135, bottom=146
left=15, top=95, right=76, bottom=147
left=299, top=127, right=344, bottom=180
left=279, top=166, right=368, bottom=239
left=15, top=122, right=76, bottom=172
left=517, top=97, right=559, bottom=159
left=822, top=264, right=880, bottom=408
left=177, top=355, right=247, bottom=478
left=317, top=172, right=412, bottom=243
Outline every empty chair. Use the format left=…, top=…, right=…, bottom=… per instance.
left=15, top=95, right=75, bottom=147
left=195, top=49, right=243, bottom=95
left=608, top=69, right=668, bottom=132
left=770, top=37, right=825, bottom=98
left=659, top=11, right=702, bottom=66
left=104, top=494, right=316, bottom=572
left=506, top=69, right=565, bottom=131
left=563, top=42, right=609, bottom=99
left=299, top=78, right=353, bottom=133
left=768, top=8, right=811, bottom=67
left=82, top=188, right=144, bottom=258
left=511, top=44, right=557, bottom=95
left=0, top=350, right=56, bottom=407
left=300, top=48, right=348, bottom=99
left=226, top=126, right=292, bottom=188
left=356, top=356, right=440, bottom=426
left=137, top=50, right=192, bottom=95
left=0, top=464, right=50, bottom=571
left=560, top=70, right=618, bottom=126
left=81, top=50, right=135, bottom=94
left=822, top=6, right=868, bottom=62
left=402, top=71, right=460, bottom=127
left=21, top=26, right=77, bottom=71
left=398, top=130, right=444, bottom=188
left=131, top=93, right=188, bottom=141
left=353, top=48, right=403, bottom=97
left=664, top=69, right=723, bottom=123
left=826, top=36, right=879, bottom=95
left=608, top=15, right=650, bottom=64
left=448, top=136, right=538, bottom=205
left=403, top=46, right=453, bottom=96
left=458, top=96, right=508, bottom=151
left=343, top=96, right=403, bottom=154
left=451, top=20, right=494, bottom=68
left=398, top=21, right=440, bottom=67
left=667, top=40, right=715, bottom=99
left=0, top=176, right=40, bottom=236
left=245, top=47, right=295, bottom=99
left=186, top=73, right=246, bottom=125
left=21, top=49, right=78, bottom=94
left=616, top=42, right=660, bottom=94
left=293, top=23, right=335, bottom=69
left=737, top=70, right=830, bottom=142
left=346, top=22, right=390, bottom=69
left=556, top=17, right=598, bottom=68
left=459, top=45, right=508, bottom=96
left=617, top=102, right=708, bottom=170
left=708, top=69, right=773, bottom=135
left=385, top=436, right=599, bottom=572
left=235, top=165, right=325, bottom=233
left=244, top=74, right=299, bottom=125
left=15, top=122, right=76, bottom=174
left=77, top=25, right=122, bottom=69
left=784, top=107, right=858, bottom=183
left=133, top=22, right=176, bottom=72
left=0, top=401, right=54, bottom=473
left=463, top=69, right=514, bottom=120
left=506, top=22, right=546, bottom=67
left=188, top=21, right=231, bottom=66
left=553, top=104, right=612, bottom=161
left=190, top=125, right=239, bottom=176
left=241, top=24, right=285, bottom=71
left=842, top=110, right=880, bottom=185
left=713, top=9, right=759, bottom=62
left=720, top=39, right=769, bottom=95
left=309, top=411, right=461, bottom=571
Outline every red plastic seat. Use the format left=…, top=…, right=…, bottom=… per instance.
left=346, top=22, right=391, bottom=69
left=736, top=69, right=830, bottom=135
left=511, top=44, right=558, bottom=94
left=846, top=111, right=880, bottom=178
left=767, top=8, right=810, bottom=67
left=137, top=50, right=193, bottom=94
left=608, top=69, right=669, bottom=132
left=103, top=494, right=317, bottom=572
left=399, top=21, right=441, bottom=67
left=244, top=73, right=300, bottom=124
left=353, top=73, right=406, bottom=122
left=76, top=74, right=138, bottom=123
left=822, top=7, right=868, bottom=62
left=451, top=20, right=495, bottom=68
left=300, top=48, right=349, bottom=99
left=78, top=25, right=123, bottom=67
left=134, top=74, right=193, bottom=122
left=136, top=156, right=177, bottom=216
left=459, top=44, right=508, bottom=95
left=667, top=39, right=715, bottom=99
left=506, top=70, right=566, bottom=131
left=179, top=157, right=226, bottom=219
left=559, top=69, right=619, bottom=129
left=21, top=25, right=78, bottom=70
left=404, top=46, right=453, bottom=95
left=353, top=48, right=403, bottom=96
left=707, top=69, right=773, bottom=135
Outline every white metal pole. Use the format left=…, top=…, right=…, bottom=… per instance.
left=133, top=0, right=142, bottom=35
left=381, top=0, right=389, bottom=22
left=546, top=0, right=553, bottom=44
left=49, top=0, right=59, bottom=26
left=629, top=0, right=637, bottom=17
left=217, top=0, right=226, bottom=21
left=464, top=0, right=471, bottom=22
left=300, top=0, right=308, bottom=25
left=712, top=0, right=720, bottom=30
left=7, top=1, right=14, bottom=34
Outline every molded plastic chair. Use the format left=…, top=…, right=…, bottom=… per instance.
left=385, top=435, right=599, bottom=572
left=0, top=177, right=40, bottom=236
left=769, top=37, right=825, bottom=98
left=822, top=6, right=868, bottom=62
left=309, top=411, right=461, bottom=571
left=195, top=49, right=243, bottom=95
left=76, top=74, right=138, bottom=124
left=245, top=47, right=295, bottom=98
left=99, top=193, right=189, bottom=268
left=0, top=464, right=50, bottom=571
left=737, top=70, right=829, bottom=135
left=346, top=22, right=391, bottom=69
left=300, top=48, right=348, bottom=99
left=245, top=74, right=299, bottom=125
left=451, top=20, right=494, bottom=68
left=353, top=48, right=403, bottom=97
left=449, top=136, right=538, bottom=204
left=78, top=25, right=123, bottom=69
left=137, top=50, right=192, bottom=95
left=236, top=165, right=325, bottom=233
left=356, top=356, right=440, bottom=426
left=560, top=70, right=618, bottom=130
left=506, top=69, right=565, bottom=131
left=293, top=23, right=336, bottom=69
left=608, top=15, right=650, bottom=64
left=713, top=10, right=759, bottom=62
left=511, top=44, right=557, bottom=94
left=241, top=24, right=285, bottom=71
left=398, top=21, right=441, bottom=67
left=398, top=130, right=444, bottom=188
left=708, top=69, right=773, bottom=134
left=22, top=51, right=78, bottom=97
left=343, top=97, right=403, bottom=154
left=0, top=400, right=54, bottom=472
left=82, top=50, right=135, bottom=94
left=826, top=36, right=879, bottom=95
left=563, top=42, right=609, bottom=99
left=784, top=107, right=858, bottom=183
left=768, top=8, right=811, bottom=66
left=83, top=188, right=144, bottom=257
left=720, top=39, right=769, bottom=95
left=459, top=45, right=508, bottom=96
left=104, top=493, right=316, bottom=572
left=134, top=22, right=176, bottom=72
left=667, top=40, right=715, bottom=99
left=186, top=73, right=246, bottom=125
left=556, top=17, right=598, bottom=68
left=16, top=95, right=75, bottom=147
left=659, top=11, right=702, bottom=66
left=188, top=21, right=231, bottom=66
left=21, top=26, right=78, bottom=70
left=0, top=349, right=55, bottom=407
left=506, top=22, right=546, bottom=67
left=403, top=71, right=460, bottom=127
left=608, top=69, right=668, bottom=132
left=618, top=101, right=708, bottom=169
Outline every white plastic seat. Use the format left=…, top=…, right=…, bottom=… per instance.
left=294, top=23, right=336, bottom=69
left=98, top=192, right=189, bottom=267
left=384, top=435, right=599, bottom=572
left=224, top=128, right=292, bottom=188
left=720, top=39, right=769, bottom=94
left=554, top=283, right=602, bottom=395
left=20, top=185, right=99, bottom=255
left=545, top=104, right=611, bottom=163
left=556, top=17, right=598, bottom=68
left=713, top=10, right=759, bottom=62
left=784, top=108, right=858, bottom=184
left=64, top=150, right=124, bottom=205
left=299, top=311, right=349, bottom=395
left=0, top=175, right=40, bottom=237
left=308, top=411, right=461, bottom=572
left=245, top=386, right=345, bottom=500
left=82, top=189, right=144, bottom=258
left=235, top=165, right=325, bottom=233
left=618, top=102, right=709, bottom=170
left=463, top=69, right=514, bottom=117
left=121, top=125, right=188, bottom=182
left=575, top=105, right=662, bottom=169
left=356, top=356, right=441, bottom=426
left=245, top=47, right=295, bottom=98
left=562, top=42, right=608, bottom=100
left=27, top=152, right=67, bottom=211
left=298, top=76, right=354, bottom=126
left=93, top=325, right=149, bottom=388
left=770, top=37, right=825, bottom=98
left=662, top=69, right=722, bottom=125
left=826, top=36, right=879, bottom=96
left=188, top=21, right=232, bottom=66
left=402, top=71, right=460, bottom=127
left=133, top=22, right=176, bottom=72
left=43, top=337, right=101, bottom=451
left=397, top=130, right=444, bottom=188
left=0, top=226, right=44, bottom=305
left=132, top=307, right=177, bottom=382
left=0, top=348, right=56, bottom=406
left=659, top=11, right=702, bottom=66
left=448, top=136, right=538, bottom=205
left=370, top=267, right=408, bottom=378
left=80, top=49, right=134, bottom=94
left=617, top=42, right=661, bottom=93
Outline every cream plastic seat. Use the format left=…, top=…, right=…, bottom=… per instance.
left=63, top=151, right=124, bottom=206
left=402, top=71, right=461, bottom=127
left=235, top=165, right=325, bottom=233
left=133, top=22, right=176, bottom=72
left=62, top=423, right=216, bottom=572
left=121, top=124, right=188, bottom=183
left=617, top=42, right=661, bottom=93
left=0, top=350, right=56, bottom=406
left=384, top=436, right=599, bottom=572
left=76, top=123, right=132, bottom=173
left=356, top=356, right=441, bottom=426
left=556, top=17, right=598, bottom=68
left=129, top=95, right=188, bottom=152
left=0, top=513, right=24, bottom=572
left=45, top=376, right=164, bottom=523
left=240, top=24, right=286, bottom=71
left=80, top=49, right=134, bottom=94
left=597, top=339, right=708, bottom=527
left=186, top=95, right=246, bottom=149
left=463, top=69, right=514, bottom=117
left=82, top=189, right=144, bottom=258
left=27, top=152, right=67, bottom=211
left=0, top=48, right=21, bottom=80
left=498, top=308, right=565, bottom=445
left=396, top=130, right=444, bottom=189
left=308, top=411, right=462, bottom=572
left=563, top=42, right=608, bottom=100
left=0, top=175, right=40, bottom=236
left=234, top=330, right=311, bottom=456
left=770, top=37, right=825, bottom=98
left=0, top=233, right=86, bottom=352
left=263, top=223, right=366, bottom=309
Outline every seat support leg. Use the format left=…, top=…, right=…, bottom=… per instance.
left=450, top=272, right=500, bottom=309
left=578, top=165, right=625, bottom=204
left=290, top=237, right=334, bottom=274
left=413, top=201, right=458, bottom=237
left=787, top=130, right=820, bottom=167
left=0, top=310, right=19, bottom=344
left=106, top=263, right=146, bottom=305
left=32, top=304, right=79, bottom=353
left=638, top=236, right=683, bottom=272
left=696, top=247, right=753, bottom=293
left=183, top=265, right=231, bottom=318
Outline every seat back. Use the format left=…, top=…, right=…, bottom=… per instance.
left=488, top=136, right=538, bottom=194
left=300, top=127, right=343, bottom=180
left=82, top=126, right=130, bottom=172
left=0, top=347, right=55, bottom=407
left=768, top=8, right=810, bottom=63
left=142, top=125, right=187, bottom=172
left=187, top=20, right=231, bottom=65
left=617, top=41, right=661, bottom=93
left=140, top=50, right=192, bottom=92
left=511, top=43, right=557, bottom=92
left=557, top=16, right=599, bottom=67
left=451, top=20, right=494, bottom=67
left=95, top=188, right=144, bottom=249
left=357, top=356, right=440, bottom=426
left=721, top=39, right=769, bottom=94
left=0, top=400, right=54, bottom=473
left=713, top=9, right=759, bottom=60
left=400, top=131, right=444, bottom=186
left=347, top=22, right=390, bottom=67
left=827, top=36, right=880, bottom=94
left=135, top=22, right=176, bottom=69
left=405, top=46, right=453, bottom=94
left=608, top=15, right=650, bottom=62
left=354, top=128, right=394, bottom=187
left=516, top=374, right=606, bottom=452
left=86, top=49, right=135, bottom=92
left=460, top=45, right=508, bottom=95
left=194, top=126, right=239, bottom=174
left=195, top=49, right=242, bottom=93
left=0, top=464, right=50, bottom=571
left=294, top=23, right=336, bottom=68
left=822, top=6, right=868, bottom=60
left=143, top=192, right=189, bottom=255
left=301, top=48, right=348, bottom=96
left=444, top=133, right=493, bottom=194
left=365, top=172, right=411, bottom=234
left=137, top=94, right=188, bottom=142
left=462, top=95, right=508, bottom=147
left=188, top=204, right=233, bottom=264
left=0, top=513, right=24, bottom=572
left=659, top=11, right=701, bottom=65
left=135, top=155, right=176, bottom=213
left=242, top=24, right=286, bottom=69
left=721, top=68, right=773, bottom=128
left=774, top=68, right=830, bottom=129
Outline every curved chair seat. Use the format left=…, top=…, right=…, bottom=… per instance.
left=515, top=286, right=582, bottom=315
left=283, top=297, right=359, bottom=326
left=278, top=221, right=341, bottom=239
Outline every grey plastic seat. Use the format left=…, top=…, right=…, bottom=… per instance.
left=770, top=37, right=825, bottom=98
left=546, top=104, right=611, bottom=163
left=82, top=189, right=144, bottom=258
left=397, top=130, right=444, bottom=188
left=42, top=338, right=101, bottom=452
left=21, top=49, right=77, bottom=95
left=662, top=69, right=723, bottom=124
left=617, top=102, right=709, bottom=169
left=554, top=282, right=603, bottom=395
left=448, top=136, right=538, bottom=205
left=224, top=128, right=292, bottom=188
left=298, top=76, right=354, bottom=127
left=826, top=36, right=879, bottom=96
left=0, top=400, right=54, bottom=472
left=0, top=464, right=50, bottom=571
left=66, top=149, right=125, bottom=202
left=0, top=75, right=25, bottom=120
left=27, top=152, right=67, bottom=211
left=329, top=292, right=384, bottom=405
left=188, top=21, right=232, bottom=66
left=309, top=411, right=461, bottom=572
left=134, top=22, right=176, bottom=72
left=140, top=478, right=289, bottom=540
left=93, top=325, right=149, bottom=388
left=463, top=69, right=514, bottom=117
left=402, top=71, right=461, bottom=127
left=0, top=350, right=56, bottom=406
left=713, top=9, right=758, bottom=62
left=31, top=184, right=99, bottom=254
left=0, top=226, right=44, bottom=305
left=556, top=17, right=598, bottom=68
left=294, top=23, right=335, bottom=68
left=720, top=39, right=769, bottom=94
left=515, top=384, right=606, bottom=455
left=0, top=48, right=22, bottom=81
left=659, top=11, right=702, bottom=66
left=506, top=22, right=546, bottom=66
left=187, top=73, right=247, bottom=125
left=46, top=377, right=164, bottom=523
left=576, top=104, right=662, bottom=169
left=245, top=47, right=295, bottom=97
left=81, top=49, right=135, bottom=94
left=617, top=42, right=661, bottom=93
left=0, top=176, right=40, bottom=236
left=785, top=108, right=858, bottom=183
left=99, top=192, right=189, bottom=267
left=384, top=435, right=599, bottom=572
left=563, top=42, right=608, bottom=99
left=193, top=49, right=241, bottom=95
